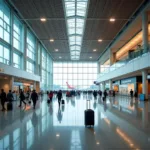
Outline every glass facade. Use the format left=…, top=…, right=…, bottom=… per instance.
left=0, top=0, right=53, bottom=91
left=53, top=62, right=98, bottom=90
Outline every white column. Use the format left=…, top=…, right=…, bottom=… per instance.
left=109, top=80, right=112, bottom=90
left=10, top=77, right=14, bottom=91
left=33, top=81, right=36, bottom=90
left=142, top=12, right=149, bottom=53
left=142, top=70, right=148, bottom=99
left=102, top=82, right=105, bottom=91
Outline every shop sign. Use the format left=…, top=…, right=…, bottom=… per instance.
left=121, top=77, right=136, bottom=84
left=14, top=82, right=23, bottom=86
left=0, top=68, right=4, bottom=72
left=113, top=80, right=120, bottom=85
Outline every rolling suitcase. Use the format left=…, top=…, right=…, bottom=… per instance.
left=84, top=100, right=94, bottom=127
left=62, top=99, right=65, bottom=105
left=7, top=102, right=13, bottom=111
left=47, top=99, right=50, bottom=103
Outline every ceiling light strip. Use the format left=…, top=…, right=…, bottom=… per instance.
left=64, top=0, right=89, bottom=60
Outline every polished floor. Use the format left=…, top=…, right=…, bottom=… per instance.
left=0, top=94, right=150, bottom=150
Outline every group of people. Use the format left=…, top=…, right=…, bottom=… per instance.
left=0, top=89, right=38, bottom=111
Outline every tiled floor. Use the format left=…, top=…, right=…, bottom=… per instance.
left=0, top=94, right=150, bottom=150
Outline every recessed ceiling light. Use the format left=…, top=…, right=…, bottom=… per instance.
left=109, top=18, right=115, bottom=22
left=50, top=39, right=54, bottom=42
left=89, top=57, right=92, bottom=59
left=59, top=56, right=62, bottom=59
left=40, top=18, right=47, bottom=22
left=93, top=49, right=97, bottom=52
left=55, top=49, right=59, bottom=51
left=96, top=142, right=100, bottom=145
left=56, top=134, right=60, bottom=137
left=98, top=39, right=103, bottom=42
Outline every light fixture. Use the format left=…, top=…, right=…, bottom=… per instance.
left=109, top=18, right=115, bottom=22
left=89, top=57, right=92, bottom=59
left=59, top=56, right=62, bottom=59
left=55, top=49, right=59, bottom=52
left=96, top=142, right=100, bottom=145
left=93, top=49, right=97, bottom=52
left=56, top=134, right=60, bottom=137
left=40, top=18, right=47, bottom=22
left=98, top=39, right=103, bottom=42
left=50, top=39, right=54, bottom=42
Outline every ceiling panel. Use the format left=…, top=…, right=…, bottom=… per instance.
left=10, top=0, right=146, bottom=61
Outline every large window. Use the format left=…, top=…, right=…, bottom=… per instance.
left=26, top=61, right=34, bottom=73
left=27, top=30, right=35, bottom=60
left=13, top=15, right=23, bottom=51
left=13, top=53, right=21, bottom=69
left=0, top=43, right=10, bottom=65
left=53, top=62, right=98, bottom=90
left=0, top=0, right=10, bottom=43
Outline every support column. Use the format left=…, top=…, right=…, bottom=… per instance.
left=33, top=81, right=36, bottom=90
left=35, top=40, right=39, bottom=75
left=109, top=80, right=112, bottom=90
left=109, top=49, right=116, bottom=65
left=102, top=82, right=105, bottom=91
left=9, top=77, right=14, bottom=91
left=142, top=70, right=148, bottom=100
left=142, top=11, right=149, bottom=53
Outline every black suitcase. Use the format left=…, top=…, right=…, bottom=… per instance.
left=7, top=102, right=13, bottom=111
left=62, top=99, right=65, bottom=105
left=47, top=99, right=50, bottom=103
left=84, top=100, right=94, bottom=127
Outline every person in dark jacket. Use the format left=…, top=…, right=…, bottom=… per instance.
left=130, top=89, right=133, bottom=98
left=49, top=91, right=53, bottom=103
left=18, top=89, right=26, bottom=108
left=134, top=91, right=138, bottom=100
left=7, top=90, right=13, bottom=102
left=103, top=90, right=108, bottom=101
left=112, top=90, right=116, bottom=97
left=57, top=90, right=62, bottom=107
left=31, top=90, right=38, bottom=109
left=93, top=90, right=97, bottom=99
left=0, top=89, right=6, bottom=111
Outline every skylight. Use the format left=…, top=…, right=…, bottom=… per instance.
left=64, top=0, right=89, bottom=60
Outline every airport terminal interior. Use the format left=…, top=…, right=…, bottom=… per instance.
left=0, top=0, right=150, bottom=149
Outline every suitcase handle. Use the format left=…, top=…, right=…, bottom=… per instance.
left=86, top=100, right=91, bottom=109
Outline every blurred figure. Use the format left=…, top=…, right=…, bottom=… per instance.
left=93, top=90, right=97, bottom=99
left=0, top=89, right=7, bottom=111
left=49, top=91, right=53, bottom=103
left=57, top=90, right=62, bottom=108
left=130, top=89, right=133, bottom=98
left=7, top=90, right=13, bottom=102
left=134, top=91, right=138, bottom=100
left=99, top=90, right=102, bottom=97
left=103, top=90, right=108, bottom=101
left=112, top=90, right=116, bottom=97
left=31, top=90, right=38, bottom=109
left=18, top=89, right=26, bottom=108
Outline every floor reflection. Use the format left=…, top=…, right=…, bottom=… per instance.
left=0, top=94, right=149, bottom=150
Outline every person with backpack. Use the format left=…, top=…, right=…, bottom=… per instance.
left=18, top=89, right=26, bottom=108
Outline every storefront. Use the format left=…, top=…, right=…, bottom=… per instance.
left=119, top=77, right=142, bottom=95
left=112, top=80, right=120, bottom=92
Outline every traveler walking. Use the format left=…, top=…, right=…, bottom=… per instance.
left=103, top=90, right=108, bottom=101
left=57, top=90, right=62, bottom=108
left=0, top=89, right=6, bottom=111
left=7, top=90, right=13, bottom=102
left=18, top=89, right=26, bottom=108
left=31, top=90, right=38, bottom=109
